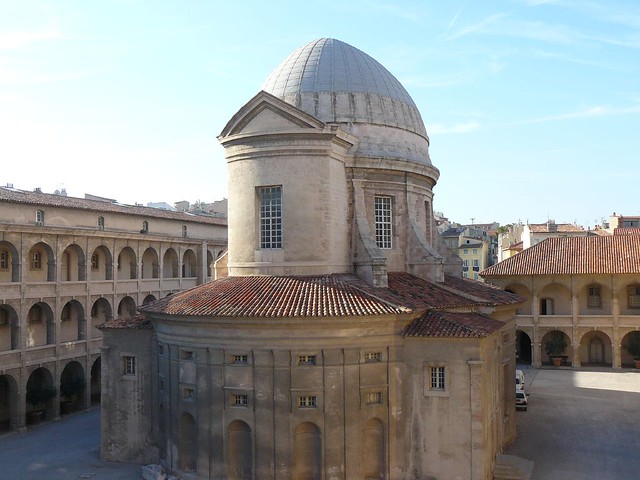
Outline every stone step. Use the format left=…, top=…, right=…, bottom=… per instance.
left=494, top=454, right=534, bottom=480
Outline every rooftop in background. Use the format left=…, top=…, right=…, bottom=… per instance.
left=0, top=185, right=227, bottom=225
left=483, top=235, right=640, bottom=277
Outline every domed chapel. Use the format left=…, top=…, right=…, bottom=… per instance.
left=100, top=38, right=521, bottom=480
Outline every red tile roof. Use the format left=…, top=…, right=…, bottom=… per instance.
left=402, top=311, right=504, bottom=338
left=137, top=272, right=520, bottom=319
left=614, top=228, right=640, bottom=236
left=527, top=223, right=585, bottom=233
left=99, top=314, right=153, bottom=330
left=0, top=187, right=226, bottom=226
left=482, top=236, right=640, bottom=276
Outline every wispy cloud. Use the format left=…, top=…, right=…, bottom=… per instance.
left=429, top=121, right=479, bottom=134
left=0, top=29, right=61, bottom=49
left=523, top=104, right=640, bottom=124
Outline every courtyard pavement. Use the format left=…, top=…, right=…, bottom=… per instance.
left=506, top=366, right=640, bottom=480
left=0, top=368, right=638, bottom=479
left=0, top=408, right=140, bottom=480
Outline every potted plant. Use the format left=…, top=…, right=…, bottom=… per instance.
left=60, top=377, right=85, bottom=414
left=26, top=384, right=57, bottom=423
left=545, top=331, right=567, bottom=367
left=624, top=332, right=640, bottom=369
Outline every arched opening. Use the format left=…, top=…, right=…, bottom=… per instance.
left=294, top=422, right=321, bottom=480
left=578, top=330, right=612, bottom=367
left=117, top=296, right=137, bottom=320
left=0, top=304, right=19, bottom=351
left=28, top=242, right=55, bottom=282
left=227, top=420, right=252, bottom=480
left=61, top=244, right=86, bottom=282
left=182, top=249, right=197, bottom=278
left=90, top=245, right=113, bottom=281
left=90, top=357, right=101, bottom=404
left=26, top=302, right=55, bottom=347
left=117, top=247, right=137, bottom=280
left=363, top=418, right=385, bottom=480
left=60, top=299, right=86, bottom=342
left=504, top=283, right=532, bottom=315
left=541, top=330, right=571, bottom=366
left=207, top=250, right=214, bottom=278
left=516, top=330, right=532, bottom=365
left=163, top=248, right=179, bottom=278
left=622, top=331, right=640, bottom=368
left=0, top=374, right=18, bottom=432
left=0, top=240, right=20, bottom=283
left=90, top=298, right=112, bottom=338
left=179, top=412, right=197, bottom=472
left=142, top=248, right=159, bottom=279
left=143, top=294, right=157, bottom=305
left=26, top=367, right=56, bottom=424
left=60, top=361, right=86, bottom=414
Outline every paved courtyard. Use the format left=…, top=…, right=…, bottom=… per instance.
left=0, top=408, right=140, bottom=480
left=0, top=368, right=639, bottom=479
left=507, top=366, right=640, bottom=480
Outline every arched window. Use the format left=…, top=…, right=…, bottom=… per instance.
left=227, top=420, right=252, bottom=480
left=294, top=422, right=321, bottom=480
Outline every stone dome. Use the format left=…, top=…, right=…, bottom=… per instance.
left=262, top=38, right=430, bottom=159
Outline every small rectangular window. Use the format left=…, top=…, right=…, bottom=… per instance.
left=366, top=391, right=383, bottom=405
left=182, top=225, right=188, bottom=238
left=183, top=387, right=194, bottom=400
left=364, top=352, right=382, bottom=362
left=97, top=216, right=105, bottom=230
left=30, top=251, right=42, bottom=270
left=259, top=186, right=283, bottom=249
left=588, top=286, right=602, bottom=308
left=298, top=395, right=317, bottom=408
left=298, top=354, right=316, bottom=365
left=430, top=366, right=445, bottom=391
left=233, top=394, right=248, bottom=407
left=374, top=196, right=392, bottom=249
left=181, top=350, right=194, bottom=361
left=0, top=250, right=8, bottom=270
left=233, top=354, right=248, bottom=364
left=123, top=356, right=136, bottom=376
left=629, top=286, right=640, bottom=309
left=36, top=210, right=44, bottom=226
left=159, top=378, right=164, bottom=391
left=141, top=221, right=149, bottom=234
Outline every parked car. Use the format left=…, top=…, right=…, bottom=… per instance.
left=516, top=369, right=525, bottom=390
left=516, top=389, right=528, bottom=411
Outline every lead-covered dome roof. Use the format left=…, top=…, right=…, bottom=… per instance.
left=261, top=38, right=428, bottom=140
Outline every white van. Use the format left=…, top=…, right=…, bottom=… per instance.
left=516, top=369, right=525, bottom=391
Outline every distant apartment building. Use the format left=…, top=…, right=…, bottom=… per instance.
left=0, top=186, right=226, bottom=432
left=441, top=223, right=499, bottom=281
left=498, top=220, right=587, bottom=262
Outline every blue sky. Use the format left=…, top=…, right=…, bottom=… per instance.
left=1, top=0, right=639, bottom=228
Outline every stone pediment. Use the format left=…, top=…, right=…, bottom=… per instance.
left=218, top=91, right=325, bottom=138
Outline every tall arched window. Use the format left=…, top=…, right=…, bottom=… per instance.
left=363, top=418, right=385, bottom=479
left=227, top=420, right=252, bottom=480
left=179, top=413, right=197, bottom=472
left=294, top=422, right=321, bottom=480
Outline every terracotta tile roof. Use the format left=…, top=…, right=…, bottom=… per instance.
left=506, top=241, right=523, bottom=251
left=481, top=236, right=640, bottom=276
left=99, top=314, right=153, bottom=330
left=402, top=311, right=504, bottom=338
left=139, top=272, right=520, bottom=319
left=614, top=228, right=640, bottom=236
left=527, top=222, right=585, bottom=233
left=0, top=186, right=226, bottom=226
